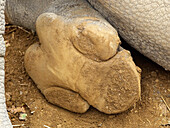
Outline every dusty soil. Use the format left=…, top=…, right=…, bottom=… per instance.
left=4, top=24, right=170, bottom=128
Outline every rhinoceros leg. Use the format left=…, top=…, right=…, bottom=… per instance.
left=6, top=0, right=141, bottom=114
left=87, top=0, right=170, bottom=70
left=24, top=12, right=141, bottom=114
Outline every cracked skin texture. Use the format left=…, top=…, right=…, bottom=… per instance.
left=24, top=13, right=141, bottom=114
left=88, top=0, right=170, bottom=70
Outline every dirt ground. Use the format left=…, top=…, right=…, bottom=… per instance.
left=4, top=24, right=170, bottom=128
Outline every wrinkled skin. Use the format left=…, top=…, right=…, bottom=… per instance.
left=88, top=0, right=170, bottom=70
left=6, top=0, right=141, bottom=114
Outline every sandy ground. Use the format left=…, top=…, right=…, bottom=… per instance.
left=4, top=24, right=170, bottom=128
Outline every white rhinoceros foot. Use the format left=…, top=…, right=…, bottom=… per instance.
left=24, top=13, right=141, bottom=114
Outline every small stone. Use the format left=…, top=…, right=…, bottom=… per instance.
left=19, top=113, right=27, bottom=121
left=98, top=123, right=102, bottom=127
left=155, top=79, right=159, bottom=82
left=57, top=124, right=62, bottom=128
left=134, top=110, right=138, bottom=113
left=11, top=118, right=15, bottom=121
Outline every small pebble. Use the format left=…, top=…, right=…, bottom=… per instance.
left=57, top=124, right=62, bottom=128
left=155, top=79, right=159, bottom=82
left=19, top=113, right=27, bottom=121
left=98, top=123, right=102, bottom=127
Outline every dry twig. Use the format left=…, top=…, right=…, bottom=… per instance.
left=161, top=96, right=170, bottom=112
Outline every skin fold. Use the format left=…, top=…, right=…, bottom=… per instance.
left=88, top=0, right=170, bottom=70
left=5, top=0, right=141, bottom=114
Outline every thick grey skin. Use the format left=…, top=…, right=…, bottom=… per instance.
left=6, top=0, right=170, bottom=70
left=5, top=0, right=105, bottom=31
left=5, top=0, right=55, bottom=30
left=88, top=0, right=170, bottom=70
left=0, top=0, right=13, bottom=127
